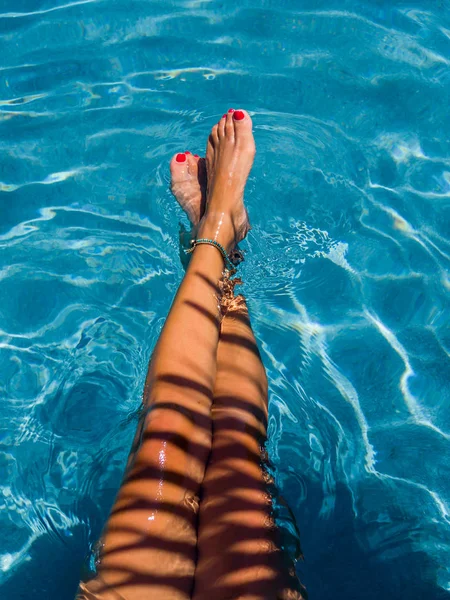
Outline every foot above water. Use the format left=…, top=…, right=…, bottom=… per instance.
left=170, top=109, right=255, bottom=253
left=200, top=109, right=255, bottom=251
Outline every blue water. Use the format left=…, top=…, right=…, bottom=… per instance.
left=1, top=1, right=450, bottom=598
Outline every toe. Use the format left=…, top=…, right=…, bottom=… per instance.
left=191, top=153, right=206, bottom=184
left=218, top=114, right=226, bottom=138
left=170, top=152, right=188, bottom=180
left=206, top=135, right=214, bottom=164
left=232, top=109, right=252, bottom=130
left=197, top=156, right=207, bottom=190
left=224, top=111, right=235, bottom=139
left=232, top=109, right=254, bottom=148
left=186, top=152, right=199, bottom=178
left=210, top=123, right=219, bottom=147
left=205, top=137, right=214, bottom=190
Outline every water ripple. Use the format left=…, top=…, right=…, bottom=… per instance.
left=0, top=0, right=100, bottom=20
left=1, top=1, right=450, bottom=598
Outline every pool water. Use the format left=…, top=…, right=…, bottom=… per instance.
left=1, top=1, right=450, bottom=598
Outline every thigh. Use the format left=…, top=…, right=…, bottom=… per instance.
left=193, top=297, right=306, bottom=600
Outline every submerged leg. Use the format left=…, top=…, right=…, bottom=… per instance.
left=77, top=109, right=255, bottom=600
left=77, top=221, right=223, bottom=600
left=193, top=296, right=307, bottom=600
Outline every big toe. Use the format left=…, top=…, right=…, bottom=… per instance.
left=170, top=152, right=192, bottom=181
left=232, top=109, right=254, bottom=145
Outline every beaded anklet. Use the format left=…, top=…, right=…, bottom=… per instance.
left=185, top=238, right=235, bottom=271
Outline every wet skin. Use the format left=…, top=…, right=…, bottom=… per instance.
left=77, top=110, right=306, bottom=600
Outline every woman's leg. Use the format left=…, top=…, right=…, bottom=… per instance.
left=193, top=296, right=307, bottom=600
left=77, top=109, right=255, bottom=600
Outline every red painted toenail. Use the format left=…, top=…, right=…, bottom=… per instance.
left=228, top=108, right=235, bottom=113
left=233, top=110, right=245, bottom=120
left=194, top=154, right=199, bottom=158
left=185, top=151, right=191, bottom=154
left=222, top=114, right=227, bottom=118
left=176, top=153, right=186, bottom=162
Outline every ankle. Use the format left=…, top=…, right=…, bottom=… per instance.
left=197, top=212, right=236, bottom=253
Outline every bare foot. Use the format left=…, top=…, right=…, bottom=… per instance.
left=199, top=109, right=255, bottom=252
left=170, top=152, right=206, bottom=226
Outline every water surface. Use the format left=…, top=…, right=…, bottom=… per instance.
left=1, top=1, right=450, bottom=598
